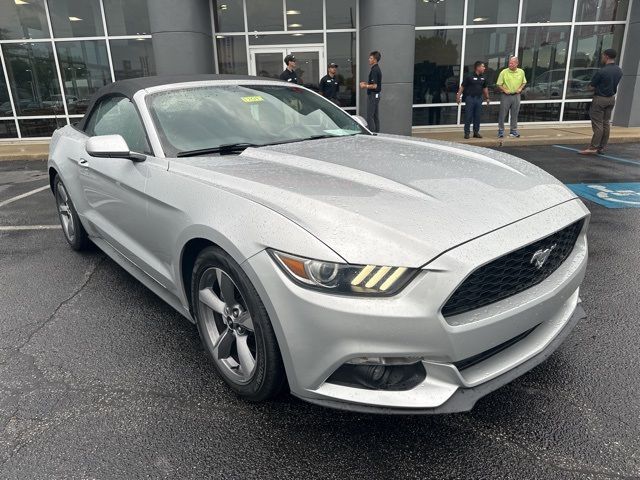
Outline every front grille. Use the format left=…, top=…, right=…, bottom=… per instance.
left=442, top=219, right=584, bottom=317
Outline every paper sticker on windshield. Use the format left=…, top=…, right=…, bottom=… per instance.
left=241, top=96, right=264, bottom=103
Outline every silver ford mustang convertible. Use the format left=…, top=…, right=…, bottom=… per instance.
left=48, top=75, right=588, bottom=413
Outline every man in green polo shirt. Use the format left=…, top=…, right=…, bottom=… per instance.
left=496, top=57, right=527, bottom=138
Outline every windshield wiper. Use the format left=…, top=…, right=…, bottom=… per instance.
left=176, top=142, right=261, bottom=157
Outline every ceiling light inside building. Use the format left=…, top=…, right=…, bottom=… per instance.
left=292, top=33, right=304, bottom=36
left=473, top=17, right=489, bottom=22
left=220, top=4, right=227, bottom=10
left=286, top=10, right=301, bottom=14
left=135, top=37, right=145, bottom=41
left=14, top=0, right=30, bottom=4
left=289, top=23, right=302, bottom=28
left=216, top=35, right=226, bottom=38
left=68, top=16, right=83, bottom=21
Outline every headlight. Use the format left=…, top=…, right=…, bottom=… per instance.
left=269, top=250, right=417, bottom=296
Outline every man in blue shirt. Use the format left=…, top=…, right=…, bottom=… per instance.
left=580, top=48, right=623, bottom=155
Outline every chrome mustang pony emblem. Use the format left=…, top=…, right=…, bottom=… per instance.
left=530, top=244, right=556, bottom=269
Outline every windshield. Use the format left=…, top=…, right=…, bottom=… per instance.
left=146, top=84, right=368, bottom=157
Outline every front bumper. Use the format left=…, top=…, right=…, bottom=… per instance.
left=243, top=199, right=589, bottom=413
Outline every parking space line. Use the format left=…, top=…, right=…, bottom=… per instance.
left=0, top=225, right=61, bottom=231
left=0, top=185, right=50, bottom=208
left=553, top=145, right=640, bottom=166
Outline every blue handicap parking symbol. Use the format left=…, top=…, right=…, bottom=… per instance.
left=566, top=183, right=640, bottom=208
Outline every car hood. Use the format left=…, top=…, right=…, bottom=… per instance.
left=170, top=135, right=577, bottom=267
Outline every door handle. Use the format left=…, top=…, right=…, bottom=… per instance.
left=79, top=158, right=89, bottom=167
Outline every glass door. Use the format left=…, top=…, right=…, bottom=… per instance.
left=250, top=46, right=325, bottom=92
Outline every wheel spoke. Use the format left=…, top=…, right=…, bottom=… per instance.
left=214, top=328, right=234, bottom=360
left=219, top=272, right=236, bottom=305
left=58, top=204, right=70, bottom=216
left=236, top=311, right=254, bottom=331
left=58, top=186, right=68, bottom=203
left=236, top=333, right=255, bottom=375
left=199, top=287, right=226, bottom=315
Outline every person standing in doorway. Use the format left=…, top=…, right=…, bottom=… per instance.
left=279, top=55, right=298, bottom=84
left=457, top=61, right=490, bottom=139
left=359, top=51, right=382, bottom=133
left=496, top=56, right=527, bottom=138
left=579, top=48, right=623, bottom=155
left=320, top=63, right=340, bottom=105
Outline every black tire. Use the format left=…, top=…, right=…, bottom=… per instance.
left=54, top=176, right=90, bottom=251
left=191, top=246, right=286, bottom=401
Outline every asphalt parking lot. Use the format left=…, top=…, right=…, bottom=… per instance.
left=1, top=143, right=639, bottom=479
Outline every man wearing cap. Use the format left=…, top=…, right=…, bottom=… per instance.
left=320, top=63, right=340, bottom=105
left=496, top=56, right=527, bottom=138
left=279, top=55, right=298, bottom=84
left=359, top=50, right=382, bottom=133
left=457, top=61, right=491, bottom=139
left=579, top=48, right=623, bottom=155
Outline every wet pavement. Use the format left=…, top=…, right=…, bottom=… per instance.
left=1, top=144, right=639, bottom=479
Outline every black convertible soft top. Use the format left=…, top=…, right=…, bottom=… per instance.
left=78, top=74, right=280, bottom=130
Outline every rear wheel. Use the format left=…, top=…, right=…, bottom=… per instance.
left=191, top=246, right=285, bottom=401
left=54, top=176, right=90, bottom=251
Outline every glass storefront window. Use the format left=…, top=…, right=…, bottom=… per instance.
left=247, top=0, right=284, bottom=32
left=416, top=0, right=464, bottom=27
left=466, top=0, right=519, bottom=25
left=414, top=30, right=462, bottom=105
left=327, top=32, right=356, bottom=108
left=19, top=118, right=61, bottom=137
left=0, top=120, right=18, bottom=138
left=413, top=106, right=458, bottom=126
left=248, top=33, right=323, bottom=45
left=103, top=0, right=150, bottom=35
left=1, top=63, right=12, bottom=116
left=109, top=38, right=156, bottom=80
left=0, top=0, right=49, bottom=40
left=285, top=0, right=323, bottom=30
left=326, top=0, right=356, bottom=29
left=464, top=28, right=516, bottom=92
left=519, top=26, right=570, bottom=101
left=56, top=41, right=111, bottom=114
left=562, top=102, right=591, bottom=121
left=575, top=0, right=629, bottom=22
left=213, top=0, right=245, bottom=33
left=4, top=42, right=63, bottom=116
left=216, top=36, right=248, bottom=74
left=567, top=24, right=625, bottom=99
left=522, top=0, right=573, bottom=23
left=48, top=0, right=104, bottom=38
left=518, top=103, right=561, bottom=122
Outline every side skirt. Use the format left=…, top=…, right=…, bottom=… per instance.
left=90, top=236, right=195, bottom=323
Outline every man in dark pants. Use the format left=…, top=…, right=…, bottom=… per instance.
left=359, top=51, right=382, bottom=132
left=279, top=55, right=298, bottom=84
left=319, top=62, right=340, bottom=105
left=457, top=61, right=490, bottom=139
left=579, top=48, right=623, bottom=155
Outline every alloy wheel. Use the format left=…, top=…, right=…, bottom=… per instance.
left=55, top=182, right=75, bottom=243
left=197, top=267, right=257, bottom=384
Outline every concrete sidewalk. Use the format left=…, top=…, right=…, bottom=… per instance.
left=413, top=124, right=640, bottom=147
left=2, top=124, right=640, bottom=161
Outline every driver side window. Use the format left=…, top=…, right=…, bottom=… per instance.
left=85, top=96, right=151, bottom=155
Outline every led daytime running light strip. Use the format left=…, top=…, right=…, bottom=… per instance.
left=351, top=266, right=408, bottom=291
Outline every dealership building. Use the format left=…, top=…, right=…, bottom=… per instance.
left=0, top=0, right=638, bottom=139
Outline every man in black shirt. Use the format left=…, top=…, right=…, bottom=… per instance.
left=359, top=51, right=382, bottom=132
left=319, top=63, right=340, bottom=105
left=580, top=48, right=623, bottom=155
left=279, top=55, right=298, bottom=84
left=456, top=61, right=490, bottom=139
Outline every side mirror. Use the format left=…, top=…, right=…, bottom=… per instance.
left=353, top=115, right=368, bottom=128
left=86, top=135, right=145, bottom=162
